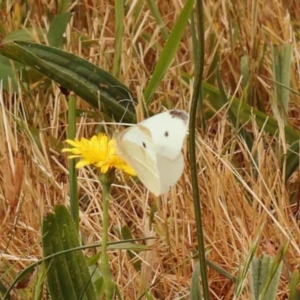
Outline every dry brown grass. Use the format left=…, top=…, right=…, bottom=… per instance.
left=1, top=0, right=300, bottom=299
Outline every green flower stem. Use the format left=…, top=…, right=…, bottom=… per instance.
left=67, top=94, right=79, bottom=231
left=99, top=172, right=115, bottom=299
left=189, top=0, right=210, bottom=298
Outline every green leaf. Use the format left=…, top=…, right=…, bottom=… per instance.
left=43, top=205, right=97, bottom=300
left=0, top=41, right=136, bottom=123
left=43, top=212, right=75, bottom=300
left=272, top=44, right=292, bottom=117
left=48, top=12, right=73, bottom=48
left=58, top=0, right=71, bottom=14
left=3, top=28, right=45, bottom=42
left=0, top=55, right=19, bottom=91
left=249, top=253, right=283, bottom=300
left=54, top=206, right=96, bottom=299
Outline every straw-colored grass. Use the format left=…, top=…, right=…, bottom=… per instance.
left=1, top=0, right=300, bottom=299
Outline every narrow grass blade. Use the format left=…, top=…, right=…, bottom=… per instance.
left=58, top=0, right=71, bottom=14
left=216, top=66, right=253, bottom=149
left=203, top=82, right=300, bottom=144
left=234, top=234, right=259, bottom=297
left=289, top=270, right=300, bottom=300
left=272, top=44, right=292, bottom=118
left=33, top=264, right=46, bottom=300
left=203, top=80, right=300, bottom=182
left=113, top=0, right=124, bottom=78
left=241, top=55, right=250, bottom=88
left=146, top=0, right=169, bottom=40
left=190, top=261, right=202, bottom=300
left=284, top=141, right=300, bottom=181
left=120, top=225, right=142, bottom=271
left=143, top=0, right=194, bottom=104
left=0, top=279, right=11, bottom=300
left=189, top=0, right=209, bottom=298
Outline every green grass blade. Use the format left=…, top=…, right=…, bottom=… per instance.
left=190, top=261, right=202, bottom=300
left=272, top=44, right=292, bottom=117
left=190, top=0, right=209, bottom=298
left=203, top=82, right=300, bottom=144
left=120, top=225, right=142, bottom=271
left=203, top=80, right=300, bottom=182
left=0, top=279, right=11, bottom=300
left=289, top=270, right=300, bottom=300
left=241, top=55, right=250, bottom=88
left=67, top=94, right=79, bottom=231
left=113, top=0, right=124, bottom=78
left=216, top=66, right=254, bottom=149
left=58, top=0, right=71, bottom=13
left=0, top=55, right=20, bottom=91
left=143, top=0, right=194, bottom=104
left=284, top=141, right=300, bottom=181
left=33, top=264, right=46, bottom=300
left=234, top=234, right=260, bottom=297
left=3, top=28, right=43, bottom=42
left=146, top=0, right=169, bottom=40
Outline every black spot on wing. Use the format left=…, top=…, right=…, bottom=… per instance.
left=142, top=142, right=147, bottom=148
left=164, top=131, right=169, bottom=137
left=169, top=109, right=189, bottom=123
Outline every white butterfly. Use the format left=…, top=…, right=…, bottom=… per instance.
left=115, top=110, right=189, bottom=196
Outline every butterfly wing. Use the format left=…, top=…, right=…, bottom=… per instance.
left=140, top=110, right=189, bottom=160
left=156, top=153, right=184, bottom=195
left=115, top=125, right=161, bottom=196
left=115, top=110, right=188, bottom=196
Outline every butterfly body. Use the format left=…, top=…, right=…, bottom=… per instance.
left=115, top=110, right=189, bottom=196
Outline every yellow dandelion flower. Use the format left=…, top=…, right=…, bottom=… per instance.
left=62, top=133, right=136, bottom=176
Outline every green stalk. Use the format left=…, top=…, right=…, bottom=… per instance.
left=146, top=0, right=169, bottom=40
left=189, top=0, right=210, bottom=299
left=113, top=0, right=124, bottom=78
left=99, top=173, right=115, bottom=299
left=67, top=94, right=79, bottom=231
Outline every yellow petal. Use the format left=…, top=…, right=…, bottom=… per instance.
left=76, top=160, right=90, bottom=168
